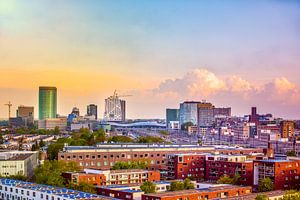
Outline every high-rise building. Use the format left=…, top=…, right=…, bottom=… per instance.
left=280, top=120, right=295, bottom=138
left=179, top=101, right=199, bottom=126
left=16, top=106, right=34, bottom=125
left=104, top=92, right=126, bottom=121
left=198, top=102, right=214, bottom=127
left=249, top=107, right=259, bottom=125
left=166, top=109, right=179, bottom=128
left=39, top=86, right=57, bottom=120
left=213, top=107, right=231, bottom=117
left=71, top=107, right=80, bottom=116
left=87, top=104, right=98, bottom=119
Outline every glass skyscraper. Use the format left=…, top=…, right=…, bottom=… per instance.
left=179, top=101, right=199, bottom=126
left=39, top=86, right=57, bottom=120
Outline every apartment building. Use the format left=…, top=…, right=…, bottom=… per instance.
left=0, top=178, right=114, bottom=200
left=167, top=154, right=206, bottom=180
left=62, top=169, right=160, bottom=186
left=141, top=186, right=252, bottom=200
left=58, top=144, right=263, bottom=171
left=253, top=159, right=300, bottom=190
left=205, top=154, right=253, bottom=186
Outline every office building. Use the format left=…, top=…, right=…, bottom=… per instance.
left=38, top=117, right=67, bottom=130
left=0, top=151, right=39, bottom=178
left=16, top=106, right=34, bottom=125
left=104, top=92, right=126, bottom=121
left=166, top=109, right=179, bottom=129
left=280, top=120, right=295, bottom=138
left=0, top=178, right=113, bottom=200
left=87, top=104, right=98, bottom=120
left=198, top=102, right=215, bottom=127
left=39, top=86, right=57, bottom=120
left=179, top=101, right=199, bottom=126
left=213, top=107, right=231, bottom=117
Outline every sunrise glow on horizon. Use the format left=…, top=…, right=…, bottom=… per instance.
left=1, top=0, right=300, bottom=119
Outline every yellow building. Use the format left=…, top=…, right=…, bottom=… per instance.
left=0, top=151, right=39, bottom=178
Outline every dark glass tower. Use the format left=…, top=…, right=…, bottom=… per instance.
left=39, top=86, right=57, bottom=120
left=87, top=104, right=98, bottom=119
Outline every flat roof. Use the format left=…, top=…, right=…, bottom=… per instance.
left=0, top=153, right=33, bottom=161
left=145, top=186, right=250, bottom=198
left=226, top=190, right=284, bottom=199
left=61, top=144, right=261, bottom=152
left=0, top=178, right=115, bottom=200
left=255, top=159, right=294, bottom=163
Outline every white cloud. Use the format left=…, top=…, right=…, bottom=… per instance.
left=137, top=68, right=300, bottom=118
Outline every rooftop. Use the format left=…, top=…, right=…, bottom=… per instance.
left=0, top=178, right=115, bottom=200
left=144, top=186, right=251, bottom=198
left=255, top=159, right=296, bottom=163
left=61, top=144, right=261, bottom=152
left=0, top=153, right=33, bottom=161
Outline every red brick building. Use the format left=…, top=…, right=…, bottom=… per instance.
left=205, top=155, right=253, bottom=186
left=97, top=186, right=143, bottom=200
left=253, top=159, right=300, bottom=190
left=62, top=169, right=160, bottom=186
left=58, top=144, right=263, bottom=171
left=167, top=154, right=206, bottom=180
left=141, top=186, right=252, bottom=200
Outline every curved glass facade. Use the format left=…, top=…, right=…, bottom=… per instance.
left=39, top=86, right=57, bottom=120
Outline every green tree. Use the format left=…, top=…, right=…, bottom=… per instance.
left=281, top=190, right=300, bottom=200
left=170, top=181, right=184, bottom=191
left=108, top=136, right=133, bottom=143
left=94, top=129, right=106, bottom=143
left=47, top=143, right=64, bottom=160
left=217, top=175, right=233, bottom=184
left=197, top=140, right=202, bottom=146
left=112, top=161, right=148, bottom=170
left=39, top=140, right=46, bottom=148
left=255, top=194, right=268, bottom=200
left=136, top=136, right=165, bottom=143
left=53, top=126, right=60, bottom=135
left=258, top=177, right=274, bottom=192
left=232, top=173, right=241, bottom=185
left=159, top=130, right=169, bottom=136
left=217, top=174, right=241, bottom=185
left=0, top=134, right=4, bottom=144
left=34, top=160, right=79, bottom=187
left=140, top=181, right=156, bottom=194
left=286, top=150, right=297, bottom=157
left=183, top=178, right=195, bottom=189
left=68, top=182, right=96, bottom=194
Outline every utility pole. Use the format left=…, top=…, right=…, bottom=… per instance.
left=4, top=101, right=12, bottom=125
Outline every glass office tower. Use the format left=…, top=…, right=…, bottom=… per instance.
left=39, top=86, right=57, bottom=120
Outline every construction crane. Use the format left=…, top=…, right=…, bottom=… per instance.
left=4, top=101, right=12, bottom=125
left=113, top=90, right=133, bottom=98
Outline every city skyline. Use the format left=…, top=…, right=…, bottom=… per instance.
left=1, top=0, right=300, bottom=119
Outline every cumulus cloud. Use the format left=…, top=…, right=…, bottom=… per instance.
left=155, top=68, right=254, bottom=99
left=135, top=68, right=300, bottom=118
